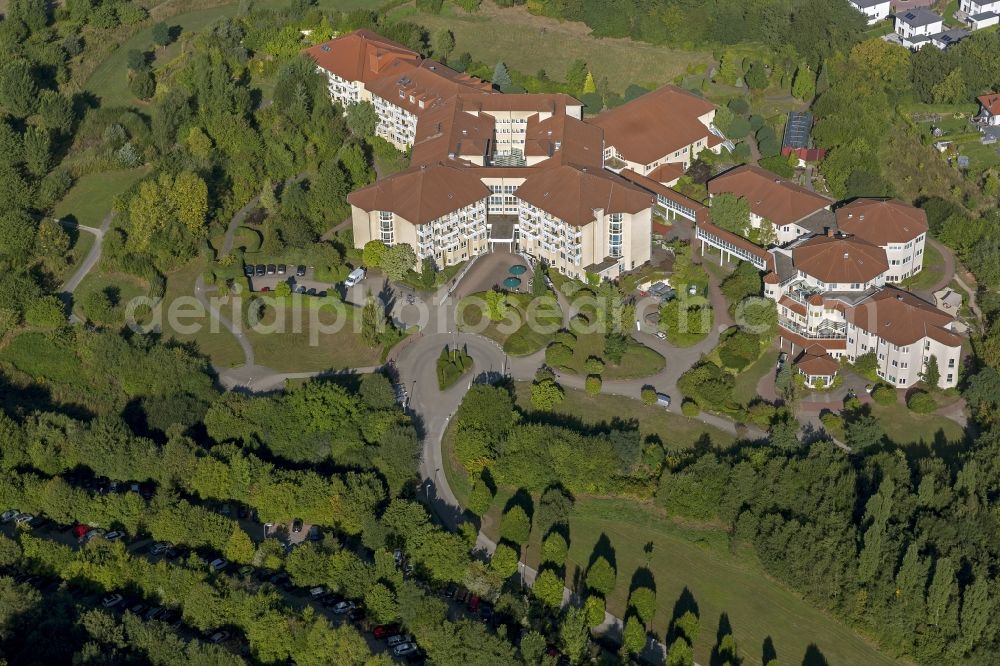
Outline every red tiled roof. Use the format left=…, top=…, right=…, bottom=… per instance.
left=792, top=234, right=889, bottom=284
left=304, top=30, right=420, bottom=86
left=978, top=93, right=1000, bottom=116
left=847, top=287, right=962, bottom=348
left=514, top=165, right=653, bottom=227
left=347, top=162, right=489, bottom=225
left=589, top=85, right=716, bottom=165
left=647, top=163, right=685, bottom=185
left=708, top=165, right=831, bottom=227
left=795, top=345, right=839, bottom=376
left=366, top=59, right=492, bottom=117
left=779, top=295, right=807, bottom=316
left=835, top=199, right=928, bottom=245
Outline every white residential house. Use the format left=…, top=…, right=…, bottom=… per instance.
left=960, top=0, right=1000, bottom=26
left=977, top=93, right=1000, bottom=126
left=895, top=9, right=944, bottom=49
left=850, top=0, right=892, bottom=24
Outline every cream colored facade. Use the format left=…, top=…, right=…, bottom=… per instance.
left=352, top=199, right=490, bottom=267
left=883, top=234, right=926, bottom=282
left=517, top=202, right=651, bottom=280
left=845, top=323, right=961, bottom=389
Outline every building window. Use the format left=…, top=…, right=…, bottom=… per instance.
left=608, top=213, right=624, bottom=258
left=948, top=358, right=955, bottom=368
left=379, top=211, right=394, bottom=245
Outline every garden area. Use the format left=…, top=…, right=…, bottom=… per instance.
left=440, top=384, right=900, bottom=666
left=457, top=290, right=563, bottom=356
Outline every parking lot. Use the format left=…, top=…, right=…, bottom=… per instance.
left=243, top=263, right=336, bottom=295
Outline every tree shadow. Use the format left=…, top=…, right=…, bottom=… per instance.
left=709, top=612, right=735, bottom=666
left=666, top=586, right=700, bottom=644
left=586, top=532, right=616, bottom=572
left=762, top=636, right=777, bottom=664
left=503, top=488, right=534, bottom=522
left=628, top=566, right=656, bottom=594
left=802, top=644, right=828, bottom=666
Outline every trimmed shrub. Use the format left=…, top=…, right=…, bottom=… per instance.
left=681, top=400, right=700, bottom=417
left=871, top=384, right=896, bottom=406
left=640, top=386, right=657, bottom=405
left=907, top=390, right=936, bottom=414
left=585, top=375, right=602, bottom=396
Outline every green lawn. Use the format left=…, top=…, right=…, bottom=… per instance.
left=955, top=140, right=1000, bottom=179
left=900, top=241, right=946, bottom=292
left=158, top=259, right=246, bottom=368
left=244, top=298, right=384, bottom=372
left=457, top=291, right=562, bottom=356
left=870, top=398, right=965, bottom=446
left=72, top=270, right=149, bottom=323
left=53, top=167, right=150, bottom=228
left=561, top=331, right=665, bottom=379
left=732, top=346, right=780, bottom=405
left=441, top=387, right=898, bottom=666
left=512, top=382, right=735, bottom=452
left=388, top=1, right=712, bottom=93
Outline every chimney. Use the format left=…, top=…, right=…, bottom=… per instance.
left=859, top=214, right=865, bottom=221
left=843, top=252, right=849, bottom=259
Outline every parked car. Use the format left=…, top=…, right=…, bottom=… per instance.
left=292, top=519, right=303, bottom=533
left=145, top=606, right=163, bottom=620
left=151, top=542, right=172, bottom=556
left=208, top=630, right=230, bottom=644
left=237, top=565, right=253, bottom=578
left=128, top=603, right=147, bottom=616
left=243, top=265, right=254, bottom=277
left=655, top=330, right=666, bottom=340
left=102, top=593, right=123, bottom=609
left=332, top=601, right=356, bottom=614
left=776, top=352, right=788, bottom=369
left=13, top=513, right=33, bottom=526
left=208, top=558, right=227, bottom=573
left=468, top=595, right=480, bottom=612
left=865, top=384, right=874, bottom=394
left=373, top=624, right=400, bottom=639
left=0, top=510, right=18, bottom=523
left=656, top=393, right=671, bottom=408
left=393, top=643, right=419, bottom=657
left=260, top=286, right=270, bottom=293
left=344, top=267, right=365, bottom=288
left=277, top=264, right=286, bottom=275
left=296, top=265, right=306, bottom=277
left=266, top=264, right=277, bottom=275
left=104, top=530, right=124, bottom=541
left=255, top=264, right=266, bottom=277
left=387, top=634, right=410, bottom=646
left=309, top=586, right=326, bottom=598
left=308, top=525, right=321, bottom=541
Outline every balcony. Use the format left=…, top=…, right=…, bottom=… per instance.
left=779, top=317, right=847, bottom=340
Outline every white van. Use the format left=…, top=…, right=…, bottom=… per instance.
left=344, top=267, right=366, bottom=288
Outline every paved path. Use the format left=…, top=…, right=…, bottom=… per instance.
left=59, top=212, right=113, bottom=295
left=221, top=174, right=304, bottom=255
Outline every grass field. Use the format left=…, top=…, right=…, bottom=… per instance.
left=53, top=167, right=150, bottom=228
left=561, top=331, right=666, bottom=379
left=158, top=260, right=246, bottom=368
left=72, top=271, right=149, bottom=323
left=388, top=1, right=712, bottom=93
left=732, top=346, right=780, bottom=405
left=511, top=382, right=735, bottom=452
left=900, top=241, right=946, bottom=292
left=244, top=299, right=384, bottom=372
left=457, top=291, right=562, bottom=356
left=441, top=387, right=898, bottom=666
left=871, top=398, right=965, bottom=446
left=57, top=230, right=96, bottom=283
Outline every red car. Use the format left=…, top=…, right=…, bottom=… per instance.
left=73, top=524, right=89, bottom=540
left=373, top=624, right=400, bottom=639
left=468, top=595, right=480, bottom=612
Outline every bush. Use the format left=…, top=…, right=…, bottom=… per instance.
left=907, top=390, right=937, bottom=413
left=640, top=386, right=657, bottom=405
left=490, top=542, right=519, bottom=578
left=437, top=346, right=472, bottom=390
left=584, top=356, right=605, bottom=374
left=871, top=384, right=897, bottom=406
left=584, top=594, right=605, bottom=627
left=545, top=342, right=574, bottom=369
left=585, top=375, right=602, bottom=396
left=499, top=506, right=531, bottom=545
left=681, top=400, right=700, bottom=417
left=819, top=411, right=845, bottom=440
